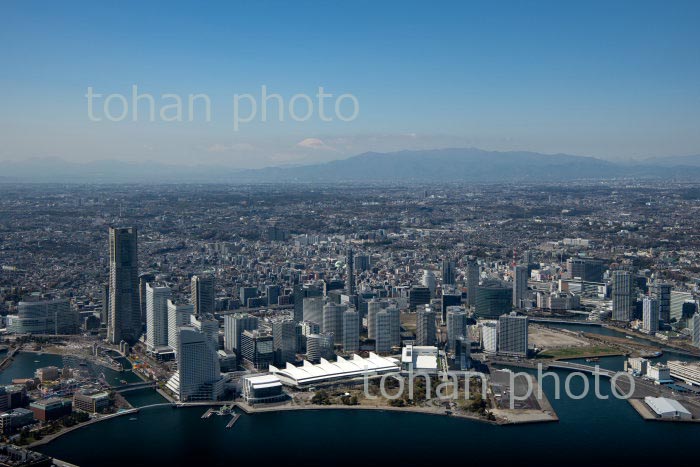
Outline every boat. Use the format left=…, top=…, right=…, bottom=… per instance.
left=129, top=417, right=138, bottom=421
left=585, top=357, right=600, bottom=362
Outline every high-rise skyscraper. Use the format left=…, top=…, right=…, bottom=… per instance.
left=223, top=312, right=258, bottom=353
left=266, top=284, right=281, bottom=306
left=191, top=275, right=215, bottom=317
left=652, top=283, right=672, bottom=323
left=367, top=299, right=382, bottom=339
left=190, top=313, right=219, bottom=351
left=303, top=297, right=324, bottom=327
left=322, top=302, right=345, bottom=337
left=441, top=291, right=461, bottom=324
left=692, top=313, right=700, bottom=349
left=466, top=260, right=480, bottom=307
left=166, top=326, right=223, bottom=401
left=416, top=306, right=436, bottom=346
left=642, top=296, right=659, bottom=333
left=446, top=307, right=468, bottom=352
left=441, top=260, right=456, bottom=286
left=475, top=284, right=511, bottom=318
left=421, top=270, right=437, bottom=297
left=345, top=248, right=355, bottom=295
left=612, top=270, right=633, bottom=322
left=139, top=272, right=155, bottom=326
left=167, top=300, right=194, bottom=353
left=145, top=283, right=171, bottom=352
left=342, top=309, right=359, bottom=352
left=108, top=227, right=140, bottom=344
left=498, top=312, right=528, bottom=357
left=272, top=319, right=298, bottom=366
left=513, top=265, right=528, bottom=309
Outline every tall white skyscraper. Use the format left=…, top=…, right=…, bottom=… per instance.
left=223, top=313, right=258, bottom=352
left=167, top=300, right=194, bottom=353
left=146, top=283, right=171, bottom=352
left=190, top=313, right=219, bottom=351
left=342, top=309, right=359, bottom=352
left=375, top=305, right=401, bottom=354
left=421, top=270, right=437, bottom=297
left=367, top=299, right=382, bottom=339
left=513, top=265, right=528, bottom=309
left=642, top=297, right=659, bottom=333
left=322, top=302, right=345, bottom=337
left=166, top=326, right=223, bottom=401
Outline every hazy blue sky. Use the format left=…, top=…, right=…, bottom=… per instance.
left=1, top=0, right=699, bottom=168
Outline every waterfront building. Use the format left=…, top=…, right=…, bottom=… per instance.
left=669, top=290, right=692, bottom=323
left=0, top=408, right=35, bottom=435
left=498, top=312, right=529, bottom=357
left=223, top=312, right=258, bottom=353
left=481, top=320, right=498, bottom=354
left=416, top=306, right=437, bottom=346
left=73, top=390, right=110, bottom=413
left=693, top=313, right=700, bottom=349
left=667, top=360, right=700, bottom=386
left=644, top=397, right=691, bottom=420
left=167, top=300, right=194, bottom=353
left=145, top=283, right=171, bottom=352
left=612, top=270, right=633, bottom=322
left=108, top=227, right=140, bottom=344
left=191, top=275, right=215, bottom=317
left=653, top=283, right=672, bottom=323
left=242, top=374, right=285, bottom=404
left=166, top=326, right=224, bottom=401
left=270, top=353, right=399, bottom=388
left=7, top=298, right=78, bottom=335
left=29, top=398, right=72, bottom=421
left=401, top=344, right=438, bottom=373
left=642, top=297, right=660, bottom=333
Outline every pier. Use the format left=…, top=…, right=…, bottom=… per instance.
left=225, top=414, right=240, bottom=428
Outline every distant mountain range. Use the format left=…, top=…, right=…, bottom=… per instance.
left=2, top=148, right=700, bottom=183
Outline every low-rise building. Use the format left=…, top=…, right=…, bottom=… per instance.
left=29, top=398, right=72, bottom=421
left=242, top=374, right=285, bottom=404
left=73, top=390, right=111, bottom=413
left=0, top=408, right=35, bottom=434
left=644, top=396, right=692, bottom=420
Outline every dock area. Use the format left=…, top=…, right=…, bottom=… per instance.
left=201, top=408, right=215, bottom=419
left=225, top=414, right=240, bottom=428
